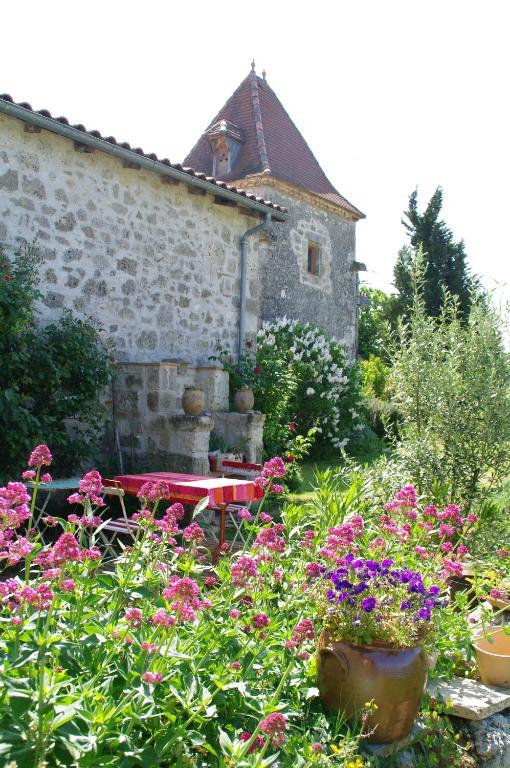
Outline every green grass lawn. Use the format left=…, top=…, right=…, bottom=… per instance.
left=287, top=433, right=388, bottom=504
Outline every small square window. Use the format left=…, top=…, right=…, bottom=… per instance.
left=307, top=242, right=320, bottom=276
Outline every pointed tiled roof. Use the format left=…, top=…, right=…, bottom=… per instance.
left=184, top=67, right=364, bottom=219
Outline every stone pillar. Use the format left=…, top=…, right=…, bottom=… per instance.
left=212, top=412, right=265, bottom=463
left=167, top=414, right=214, bottom=475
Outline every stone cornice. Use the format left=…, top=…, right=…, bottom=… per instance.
left=232, top=175, right=360, bottom=221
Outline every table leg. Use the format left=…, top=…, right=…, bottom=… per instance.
left=212, top=503, right=227, bottom=563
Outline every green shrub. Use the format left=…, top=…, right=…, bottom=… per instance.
left=0, top=241, right=113, bottom=479
left=361, top=252, right=510, bottom=510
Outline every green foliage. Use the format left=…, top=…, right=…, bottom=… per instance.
left=0, top=242, right=113, bottom=479
left=357, top=287, right=396, bottom=360
left=360, top=356, right=401, bottom=438
left=369, top=252, right=510, bottom=509
left=394, top=188, right=477, bottom=318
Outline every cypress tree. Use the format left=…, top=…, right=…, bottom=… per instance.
left=394, top=187, right=474, bottom=317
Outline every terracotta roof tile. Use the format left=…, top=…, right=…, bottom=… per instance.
left=0, top=93, right=286, bottom=215
left=184, top=71, right=364, bottom=219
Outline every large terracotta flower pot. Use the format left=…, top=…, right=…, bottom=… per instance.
left=182, top=387, right=205, bottom=416
left=234, top=388, right=254, bottom=413
left=317, top=631, right=428, bottom=744
left=474, top=627, right=510, bottom=688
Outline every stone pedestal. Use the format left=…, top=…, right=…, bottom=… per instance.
left=167, top=414, right=214, bottom=475
left=212, top=411, right=265, bottom=463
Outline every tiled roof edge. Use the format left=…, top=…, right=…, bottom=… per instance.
left=0, top=93, right=287, bottom=218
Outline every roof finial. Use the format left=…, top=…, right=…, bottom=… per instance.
left=262, top=68, right=267, bottom=80
left=251, top=59, right=256, bottom=72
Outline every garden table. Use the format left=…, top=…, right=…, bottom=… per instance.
left=113, top=472, right=263, bottom=556
left=29, top=477, right=82, bottom=542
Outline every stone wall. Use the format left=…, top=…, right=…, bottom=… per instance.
left=0, top=111, right=268, bottom=364
left=239, top=182, right=358, bottom=359
left=113, top=361, right=228, bottom=467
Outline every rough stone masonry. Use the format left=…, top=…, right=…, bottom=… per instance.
left=0, top=111, right=269, bottom=365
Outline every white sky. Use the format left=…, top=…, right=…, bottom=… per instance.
left=2, top=0, right=509, bottom=298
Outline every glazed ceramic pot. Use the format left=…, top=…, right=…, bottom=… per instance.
left=317, top=631, right=428, bottom=744
left=474, top=627, right=510, bottom=688
left=182, top=387, right=205, bottom=416
left=234, top=388, right=254, bottom=414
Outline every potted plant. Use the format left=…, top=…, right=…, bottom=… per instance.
left=209, top=342, right=259, bottom=413
left=474, top=626, right=510, bottom=688
left=314, top=555, right=444, bottom=744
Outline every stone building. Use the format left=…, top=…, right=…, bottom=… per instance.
left=184, top=63, right=365, bottom=357
left=0, top=68, right=363, bottom=470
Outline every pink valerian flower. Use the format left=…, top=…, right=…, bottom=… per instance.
left=151, top=609, right=176, bottom=628
left=292, top=619, right=315, bottom=644
left=441, top=558, right=464, bottom=579
left=182, top=522, right=205, bottom=542
left=230, top=609, right=241, bottom=618
left=21, top=470, right=36, bottom=481
left=497, top=549, right=509, bottom=558
left=78, top=547, right=101, bottom=563
left=49, top=533, right=81, bottom=566
left=16, top=583, right=53, bottom=610
left=61, top=579, right=76, bottom=592
left=68, top=471, right=105, bottom=508
left=457, top=544, right=469, bottom=557
left=439, top=523, right=455, bottom=539
left=137, top=480, right=170, bottom=503
left=261, top=457, right=286, bottom=479
left=42, top=515, right=58, bottom=527
left=237, top=507, right=252, bottom=520
left=204, top=575, right=218, bottom=586
left=490, top=588, right=504, bottom=600
left=273, top=569, right=283, bottom=581
left=384, top=485, right=417, bottom=514
left=142, top=671, right=163, bottom=684
left=163, top=577, right=200, bottom=601
left=311, top=743, right=323, bottom=753
left=240, top=732, right=265, bottom=754
left=271, top=484, right=284, bottom=495
left=260, top=712, right=287, bottom=747
left=230, top=661, right=241, bottom=670
left=40, top=473, right=52, bottom=484
left=141, top=642, right=158, bottom=653
left=254, top=476, right=269, bottom=490
left=441, top=541, right=453, bottom=553
left=231, top=555, right=259, bottom=586
left=252, top=612, right=269, bottom=628
left=254, top=524, right=285, bottom=553
left=125, top=607, right=143, bottom=628
left=68, top=513, right=102, bottom=528
left=259, top=513, right=273, bottom=523
left=305, top=562, right=322, bottom=579
left=28, top=444, right=52, bottom=468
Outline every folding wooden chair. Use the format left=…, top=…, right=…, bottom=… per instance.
left=99, top=481, right=139, bottom=559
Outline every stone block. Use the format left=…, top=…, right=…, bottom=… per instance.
left=364, top=720, right=425, bottom=758
left=212, top=411, right=265, bottom=463
left=428, top=678, right=510, bottom=721
left=195, top=366, right=229, bottom=411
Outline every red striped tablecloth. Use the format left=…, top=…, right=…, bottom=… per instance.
left=113, top=472, right=263, bottom=506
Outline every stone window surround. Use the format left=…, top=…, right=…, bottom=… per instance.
left=302, top=231, right=328, bottom=289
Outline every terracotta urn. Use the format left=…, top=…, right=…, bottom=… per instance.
left=474, top=626, right=510, bottom=688
left=234, top=388, right=254, bottom=414
left=182, top=386, right=205, bottom=416
left=317, top=631, right=428, bottom=744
